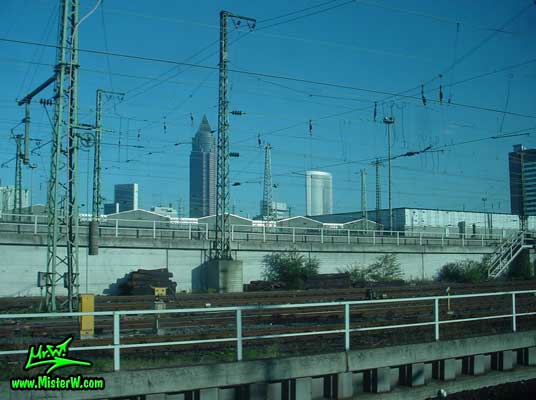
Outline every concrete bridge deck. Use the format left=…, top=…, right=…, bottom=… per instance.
left=2, top=331, right=535, bottom=399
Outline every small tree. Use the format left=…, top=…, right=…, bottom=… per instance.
left=367, top=254, right=403, bottom=282
left=262, top=250, right=319, bottom=289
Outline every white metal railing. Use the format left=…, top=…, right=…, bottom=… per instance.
left=0, top=213, right=515, bottom=247
left=0, top=290, right=534, bottom=371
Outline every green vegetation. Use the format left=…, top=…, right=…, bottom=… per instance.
left=508, top=250, right=534, bottom=279
left=262, top=249, right=319, bottom=289
left=338, top=254, right=403, bottom=285
left=435, top=256, right=490, bottom=283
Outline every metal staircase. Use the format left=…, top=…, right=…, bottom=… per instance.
left=487, top=231, right=533, bottom=279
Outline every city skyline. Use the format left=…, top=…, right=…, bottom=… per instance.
left=0, top=1, right=535, bottom=218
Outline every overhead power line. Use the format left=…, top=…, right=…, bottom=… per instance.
left=1, top=36, right=534, bottom=120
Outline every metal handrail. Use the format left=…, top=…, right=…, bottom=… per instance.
left=0, top=289, right=534, bottom=371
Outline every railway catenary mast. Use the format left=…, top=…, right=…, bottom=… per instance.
left=45, top=0, right=80, bottom=312
left=89, top=89, right=124, bottom=256
left=262, top=144, right=273, bottom=220
left=213, top=11, right=256, bottom=260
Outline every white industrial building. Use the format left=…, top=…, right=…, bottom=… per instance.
left=305, top=171, right=333, bottom=216
left=312, top=207, right=534, bottom=235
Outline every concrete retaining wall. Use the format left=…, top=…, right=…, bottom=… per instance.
left=0, top=233, right=493, bottom=296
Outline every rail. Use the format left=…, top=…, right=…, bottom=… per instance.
left=0, top=290, right=535, bottom=371
left=0, top=213, right=512, bottom=247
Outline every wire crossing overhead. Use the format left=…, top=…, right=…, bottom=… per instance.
left=213, top=10, right=256, bottom=261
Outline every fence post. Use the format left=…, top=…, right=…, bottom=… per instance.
left=373, top=231, right=376, bottom=246
left=34, top=215, right=38, bottom=234
left=263, top=225, right=266, bottom=242
left=396, top=232, right=400, bottom=246
left=345, top=303, right=350, bottom=351
left=205, top=223, right=209, bottom=240
left=231, top=225, right=234, bottom=241
left=321, top=228, right=324, bottom=243
left=462, top=234, right=465, bottom=247
left=292, top=228, right=295, bottom=243
left=419, top=232, right=423, bottom=246
left=441, top=233, right=444, bottom=247
left=188, top=224, right=192, bottom=240
left=236, top=309, right=243, bottom=361
left=153, top=221, right=156, bottom=239
left=347, top=229, right=350, bottom=244
left=113, top=312, right=121, bottom=371
left=115, top=219, right=119, bottom=237
left=512, top=293, right=517, bottom=332
left=434, top=298, right=440, bottom=341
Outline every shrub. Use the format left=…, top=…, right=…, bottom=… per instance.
left=262, top=249, right=319, bottom=290
left=436, top=259, right=487, bottom=283
left=338, top=254, right=403, bottom=285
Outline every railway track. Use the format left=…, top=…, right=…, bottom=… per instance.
left=1, top=280, right=535, bottom=378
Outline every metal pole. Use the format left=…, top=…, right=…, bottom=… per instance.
left=214, top=11, right=255, bottom=261
left=384, top=118, right=394, bottom=231
left=23, top=103, right=30, bottom=163
left=344, top=303, right=350, bottom=351
left=65, top=0, right=80, bottom=312
left=236, top=309, right=243, bottom=361
left=45, top=0, right=71, bottom=312
left=512, top=293, right=517, bottom=332
left=361, top=169, right=367, bottom=221
left=113, top=312, right=121, bottom=371
left=14, top=135, right=23, bottom=216
left=434, top=298, right=440, bottom=341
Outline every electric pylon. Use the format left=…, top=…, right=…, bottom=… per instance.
left=14, top=135, right=23, bottom=215
left=45, top=0, right=80, bottom=312
left=213, top=10, right=256, bottom=260
left=262, top=144, right=273, bottom=220
left=372, top=159, right=382, bottom=226
left=360, top=169, right=367, bottom=222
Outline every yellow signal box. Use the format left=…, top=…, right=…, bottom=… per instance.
left=79, top=293, right=95, bottom=339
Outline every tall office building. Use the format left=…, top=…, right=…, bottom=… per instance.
left=189, top=115, right=216, bottom=217
left=305, top=171, right=333, bottom=216
left=509, top=144, right=536, bottom=219
left=104, top=183, right=138, bottom=214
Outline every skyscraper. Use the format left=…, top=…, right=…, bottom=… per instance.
left=115, top=183, right=139, bottom=211
left=103, top=183, right=138, bottom=214
left=306, top=171, right=333, bottom=216
left=509, top=144, right=536, bottom=221
left=190, top=115, right=216, bottom=217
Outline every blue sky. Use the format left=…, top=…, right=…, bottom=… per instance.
left=1, top=0, right=535, bottom=217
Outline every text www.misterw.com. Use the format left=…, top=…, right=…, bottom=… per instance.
left=11, top=375, right=105, bottom=390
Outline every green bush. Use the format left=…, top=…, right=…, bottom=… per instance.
left=262, top=249, right=319, bottom=289
left=338, top=254, right=403, bottom=285
left=436, top=258, right=487, bottom=283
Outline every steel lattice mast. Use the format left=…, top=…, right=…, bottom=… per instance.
left=360, top=169, right=367, bottom=221
left=14, top=135, right=23, bottom=216
left=262, top=144, right=273, bottom=220
left=45, top=0, right=80, bottom=312
left=372, top=159, right=382, bottom=226
left=213, top=10, right=255, bottom=260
